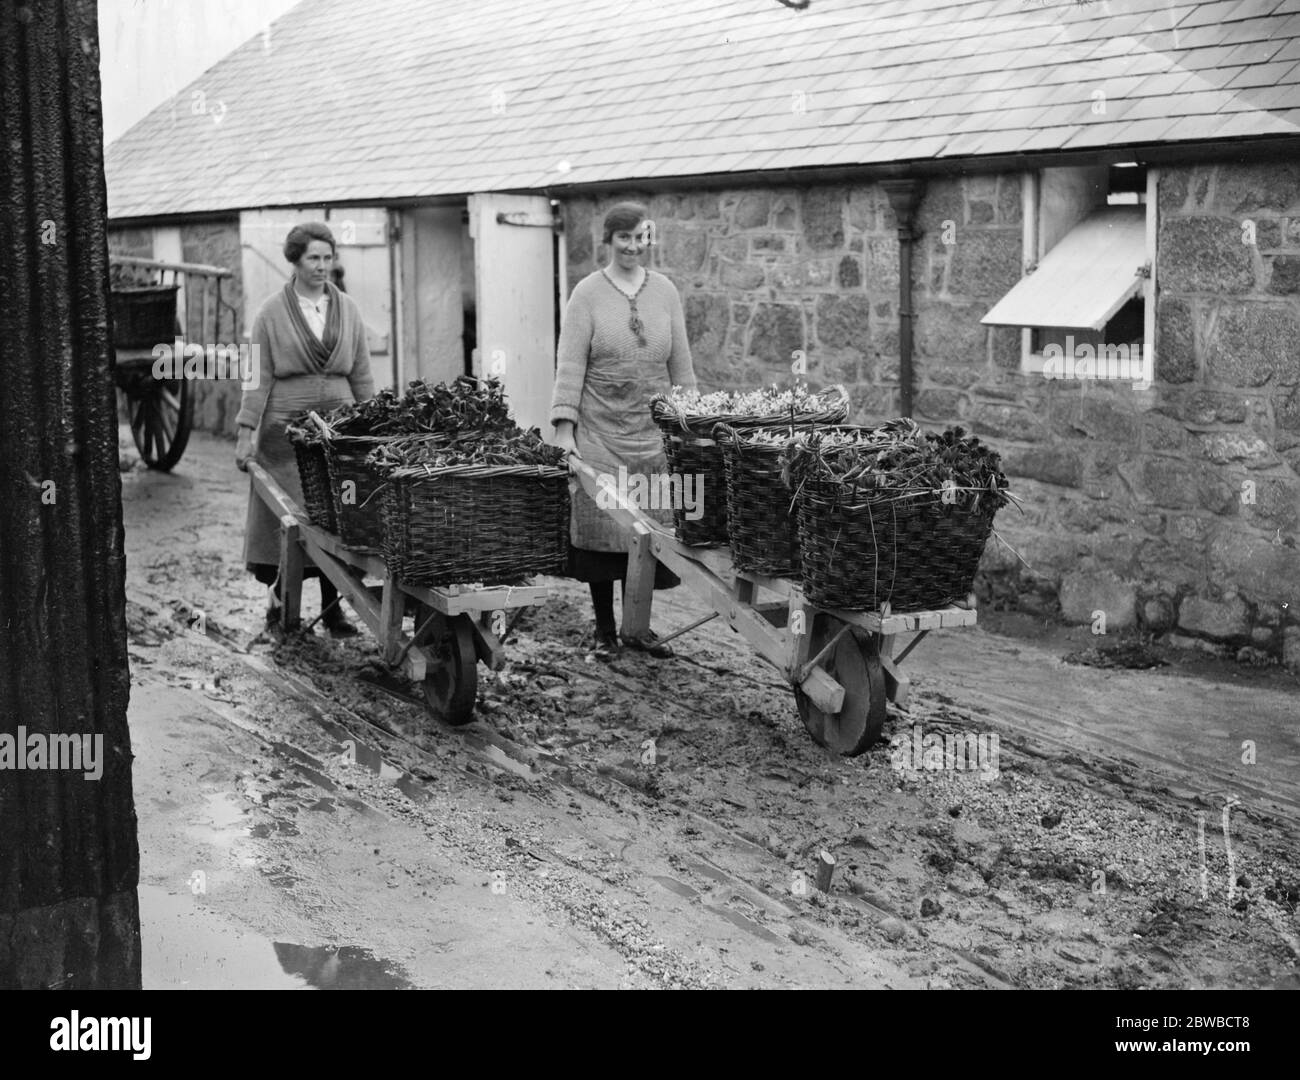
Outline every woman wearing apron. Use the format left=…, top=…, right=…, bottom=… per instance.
left=551, top=202, right=698, bottom=660
left=235, top=222, right=375, bottom=635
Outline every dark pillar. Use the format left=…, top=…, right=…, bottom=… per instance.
left=0, top=0, right=141, bottom=988
left=881, top=179, right=924, bottom=419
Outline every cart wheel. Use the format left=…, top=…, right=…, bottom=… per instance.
left=794, top=614, right=887, bottom=756
left=124, top=375, right=193, bottom=471
left=421, top=611, right=478, bottom=726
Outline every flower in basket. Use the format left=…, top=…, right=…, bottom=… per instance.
left=785, top=422, right=1016, bottom=514
left=663, top=381, right=844, bottom=420
left=366, top=427, right=567, bottom=474
left=324, top=376, right=515, bottom=438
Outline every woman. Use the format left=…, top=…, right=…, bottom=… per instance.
left=551, top=202, right=697, bottom=660
left=235, top=222, right=375, bottom=635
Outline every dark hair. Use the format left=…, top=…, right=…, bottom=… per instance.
left=601, top=201, right=648, bottom=245
left=284, top=222, right=336, bottom=264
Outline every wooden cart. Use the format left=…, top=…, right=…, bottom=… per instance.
left=110, top=254, right=236, bottom=471
left=248, top=462, right=553, bottom=724
left=571, top=458, right=977, bottom=756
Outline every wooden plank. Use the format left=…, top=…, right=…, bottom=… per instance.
left=279, top=515, right=303, bottom=629
left=471, top=192, right=556, bottom=434
left=378, top=579, right=406, bottom=666
left=735, top=577, right=755, bottom=606
left=621, top=530, right=656, bottom=638
left=300, top=533, right=384, bottom=639
left=249, top=462, right=305, bottom=526
left=741, top=569, right=794, bottom=599
left=570, top=457, right=656, bottom=534
left=798, top=667, right=846, bottom=714
left=401, top=581, right=552, bottom=616
left=878, top=633, right=910, bottom=709
left=398, top=646, right=428, bottom=683
left=938, top=606, right=978, bottom=629
left=787, top=585, right=816, bottom=671
left=299, top=521, right=388, bottom=578
left=686, top=544, right=738, bottom=580
left=914, top=610, right=943, bottom=631
left=981, top=206, right=1145, bottom=331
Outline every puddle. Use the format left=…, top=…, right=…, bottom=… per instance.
left=140, top=885, right=414, bottom=989
left=247, top=820, right=300, bottom=839
left=186, top=791, right=247, bottom=849
left=703, top=904, right=785, bottom=945
left=651, top=875, right=699, bottom=900
left=273, top=944, right=414, bottom=990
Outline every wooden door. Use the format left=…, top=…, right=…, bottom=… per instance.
left=327, top=206, right=394, bottom=391
left=469, top=193, right=556, bottom=434
left=398, top=206, right=464, bottom=388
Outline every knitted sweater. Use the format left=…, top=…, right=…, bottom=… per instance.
left=236, top=284, right=375, bottom=431
left=549, top=269, right=696, bottom=428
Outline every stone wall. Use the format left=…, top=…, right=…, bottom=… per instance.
left=563, top=162, right=1300, bottom=663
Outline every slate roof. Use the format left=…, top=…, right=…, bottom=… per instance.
left=104, top=0, right=1300, bottom=219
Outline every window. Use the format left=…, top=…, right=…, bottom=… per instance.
left=982, top=163, right=1157, bottom=380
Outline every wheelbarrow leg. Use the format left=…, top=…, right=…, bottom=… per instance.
left=378, top=578, right=405, bottom=665
left=878, top=633, right=911, bottom=710
left=279, top=514, right=303, bottom=630
left=620, top=526, right=656, bottom=639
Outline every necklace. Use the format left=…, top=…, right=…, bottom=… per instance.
left=601, top=268, right=648, bottom=346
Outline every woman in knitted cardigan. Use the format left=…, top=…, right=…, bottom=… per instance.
left=551, top=202, right=698, bottom=660
left=235, top=222, right=375, bottom=635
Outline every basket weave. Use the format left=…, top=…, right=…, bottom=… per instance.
left=110, top=286, right=179, bottom=349
left=650, top=385, right=849, bottom=546
left=714, top=424, right=802, bottom=576
left=324, top=434, right=407, bottom=552
left=378, top=463, right=569, bottom=586
left=291, top=440, right=337, bottom=532
left=795, top=480, right=997, bottom=611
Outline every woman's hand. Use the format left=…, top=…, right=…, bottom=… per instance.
left=552, top=421, right=579, bottom=457
left=235, top=426, right=256, bottom=472
left=551, top=421, right=580, bottom=474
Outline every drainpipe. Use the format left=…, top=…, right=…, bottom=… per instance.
left=880, top=179, right=924, bottom=419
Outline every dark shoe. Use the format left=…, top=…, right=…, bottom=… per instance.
left=590, top=628, right=621, bottom=661
left=621, top=629, right=674, bottom=659
left=322, top=606, right=360, bottom=638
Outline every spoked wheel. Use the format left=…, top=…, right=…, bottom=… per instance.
left=415, top=606, right=478, bottom=726
left=793, top=613, right=887, bottom=756
left=123, top=374, right=193, bottom=471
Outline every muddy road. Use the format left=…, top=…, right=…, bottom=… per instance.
left=121, top=430, right=1300, bottom=989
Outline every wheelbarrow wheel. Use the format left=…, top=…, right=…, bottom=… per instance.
left=420, top=611, right=477, bottom=726
left=124, top=374, right=193, bottom=471
left=794, top=614, right=886, bottom=756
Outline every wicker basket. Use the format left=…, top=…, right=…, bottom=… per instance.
left=292, top=440, right=337, bottom=532
left=110, top=286, right=179, bottom=349
left=285, top=412, right=337, bottom=532
left=649, top=385, right=849, bottom=546
left=323, top=434, right=408, bottom=552
left=714, top=424, right=803, bottom=577
left=378, top=462, right=569, bottom=587
left=795, top=481, right=998, bottom=611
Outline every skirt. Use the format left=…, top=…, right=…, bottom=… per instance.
left=243, top=373, right=356, bottom=570
left=567, top=545, right=680, bottom=588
